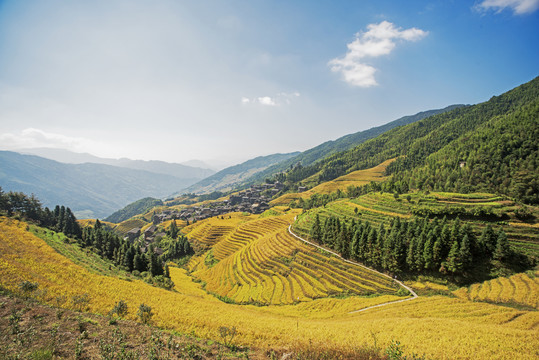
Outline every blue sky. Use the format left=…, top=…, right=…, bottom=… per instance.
left=0, top=0, right=537, bottom=166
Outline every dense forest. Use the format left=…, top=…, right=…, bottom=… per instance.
left=272, top=77, right=539, bottom=204
left=309, top=214, right=523, bottom=280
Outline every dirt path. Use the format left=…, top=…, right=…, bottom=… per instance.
left=287, top=220, right=418, bottom=313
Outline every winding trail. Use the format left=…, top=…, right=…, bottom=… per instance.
left=287, top=218, right=418, bottom=313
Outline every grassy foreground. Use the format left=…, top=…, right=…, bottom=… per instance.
left=1, top=216, right=538, bottom=359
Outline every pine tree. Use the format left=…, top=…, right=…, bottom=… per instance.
left=459, top=234, right=472, bottom=271
left=493, top=230, right=510, bottom=261
left=406, top=236, right=417, bottom=272
left=432, top=238, right=443, bottom=269
left=310, top=214, right=322, bottom=242
left=445, top=239, right=461, bottom=274
left=423, top=230, right=434, bottom=270
left=168, top=220, right=179, bottom=239
left=351, top=229, right=361, bottom=261
left=134, top=253, right=147, bottom=272
left=479, top=225, right=497, bottom=255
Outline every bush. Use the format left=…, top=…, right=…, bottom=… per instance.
left=137, top=303, right=153, bottom=324
left=109, top=300, right=128, bottom=318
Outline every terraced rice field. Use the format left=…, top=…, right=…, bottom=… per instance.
left=454, top=271, right=539, bottom=309
left=271, top=159, right=395, bottom=206
left=186, top=213, right=400, bottom=305
left=113, top=218, right=148, bottom=236
left=2, top=216, right=539, bottom=359
left=292, top=191, right=539, bottom=259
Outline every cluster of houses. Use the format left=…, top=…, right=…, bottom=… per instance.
left=153, top=182, right=284, bottom=224
left=123, top=182, right=285, bottom=248
left=125, top=224, right=166, bottom=255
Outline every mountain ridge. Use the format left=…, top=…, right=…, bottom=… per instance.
left=16, top=147, right=215, bottom=179
left=0, top=151, right=202, bottom=219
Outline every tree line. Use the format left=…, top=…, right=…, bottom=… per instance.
left=309, top=214, right=514, bottom=277
left=0, top=188, right=193, bottom=287
left=0, top=187, right=82, bottom=239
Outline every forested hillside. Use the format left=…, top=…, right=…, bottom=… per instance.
left=393, top=96, right=538, bottom=203
left=246, top=105, right=463, bottom=186
left=273, top=77, right=538, bottom=204
left=105, top=197, right=164, bottom=223
left=182, top=152, right=299, bottom=194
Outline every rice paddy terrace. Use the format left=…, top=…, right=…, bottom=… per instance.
left=292, top=191, right=539, bottom=259
left=271, top=158, right=395, bottom=206
left=453, top=270, right=539, bottom=310
left=2, top=215, right=539, bottom=359
left=184, top=212, right=401, bottom=305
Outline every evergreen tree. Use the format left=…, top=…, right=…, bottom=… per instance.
left=168, top=220, right=179, bottom=239
left=164, top=263, right=170, bottom=278
left=406, top=236, right=417, bottom=272
left=479, top=225, right=497, bottom=255
left=493, top=230, right=510, bottom=261
left=423, top=230, right=435, bottom=270
left=134, top=253, right=147, bottom=272
left=459, top=234, right=472, bottom=271
left=310, top=214, right=322, bottom=242
left=445, top=239, right=461, bottom=274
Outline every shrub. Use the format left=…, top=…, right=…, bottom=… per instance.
left=137, top=303, right=153, bottom=324
left=109, top=299, right=129, bottom=318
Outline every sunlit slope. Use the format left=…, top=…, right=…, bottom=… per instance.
left=1, top=217, right=538, bottom=359
left=292, top=191, right=539, bottom=258
left=185, top=212, right=405, bottom=305
left=453, top=270, right=539, bottom=310
left=271, top=158, right=395, bottom=206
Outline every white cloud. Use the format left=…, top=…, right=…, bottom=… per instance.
left=257, top=96, right=277, bottom=106
left=475, top=0, right=539, bottom=14
left=329, top=21, right=427, bottom=87
left=241, top=92, right=300, bottom=106
left=0, top=128, right=102, bottom=153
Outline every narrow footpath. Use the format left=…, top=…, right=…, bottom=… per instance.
left=287, top=219, right=418, bottom=313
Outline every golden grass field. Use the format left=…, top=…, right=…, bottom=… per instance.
left=271, top=158, right=395, bottom=206
left=1, top=215, right=538, bottom=359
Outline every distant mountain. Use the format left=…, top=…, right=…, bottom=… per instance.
left=223, top=105, right=464, bottom=189
left=17, top=148, right=215, bottom=180
left=181, top=152, right=300, bottom=194
left=180, top=159, right=217, bottom=171
left=0, top=151, right=202, bottom=219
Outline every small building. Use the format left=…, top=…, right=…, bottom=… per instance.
left=298, top=186, right=307, bottom=192
left=125, top=227, right=141, bottom=243
left=144, top=224, right=157, bottom=240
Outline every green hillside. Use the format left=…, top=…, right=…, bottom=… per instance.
left=105, top=197, right=164, bottom=223
left=273, top=77, right=538, bottom=204
left=246, top=105, right=463, bottom=186
left=181, top=152, right=299, bottom=194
